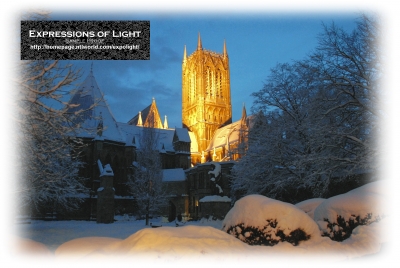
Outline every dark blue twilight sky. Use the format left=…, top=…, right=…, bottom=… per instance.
left=50, top=11, right=361, bottom=128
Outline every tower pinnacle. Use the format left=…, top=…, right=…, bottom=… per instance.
left=183, top=45, right=187, bottom=62
left=223, top=39, right=228, bottom=58
left=137, top=111, right=143, bottom=126
left=164, top=115, right=169, bottom=129
left=197, top=32, right=202, bottom=50
left=241, top=103, right=248, bottom=127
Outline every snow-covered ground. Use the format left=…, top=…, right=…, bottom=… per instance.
left=9, top=181, right=393, bottom=267
left=13, top=216, right=224, bottom=252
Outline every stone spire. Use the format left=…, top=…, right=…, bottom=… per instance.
left=241, top=103, right=247, bottom=126
left=164, top=115, right=169, bottom=129
left=223, top=39, right=228, bottom=58
left=197, top=32, right=202, bottom=50
left=183, top=44, right=187, bottom=62
left=137, top=111, right=143, bottom=126
left=242, top=103, right=247, bottom=119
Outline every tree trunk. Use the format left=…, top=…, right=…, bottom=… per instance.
left=145, top=200, right=149, bottom=226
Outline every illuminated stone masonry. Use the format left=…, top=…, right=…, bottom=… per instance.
left=182, top=33, right=233, bottom=156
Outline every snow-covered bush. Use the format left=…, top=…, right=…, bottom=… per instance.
left=313, top=181, right=387, bottom=241
left=222, top=195, right=321, bottom=246
left=295, top=198, right=325, bottom=219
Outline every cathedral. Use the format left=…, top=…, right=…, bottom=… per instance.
left=39, top=33, right=249, bottom=221
left=183, top=33, right=248, bottom=164
left=182, top=33, right=232, bottom=154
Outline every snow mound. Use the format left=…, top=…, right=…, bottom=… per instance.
left=55, top=237, right=122, bottom=258
left=93, top=225, right=249, bottom=259
left=222, top=195, right=321, bottom=246
left=13, top=237, right=52, bottom=255
left=296, top=198, right=326, bottom=219
left=313, top=181, right=387, bottom=241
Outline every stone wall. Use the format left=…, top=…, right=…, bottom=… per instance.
left=185, top=161, right=235, bottom=219
left=161, top=180, right=189, bottom=221
left=96, top=164, right=115, bottom=223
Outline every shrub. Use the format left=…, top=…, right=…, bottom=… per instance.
left=319, top=213, right=381, bottom=241
left=313, top=181, right=386, bottom=241
left=226, top=221, right=310, bottom=246
left=222, top=195, right=321, bottom=246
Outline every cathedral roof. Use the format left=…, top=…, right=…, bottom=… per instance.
left=127, top=98, right=163, bottom=128
left=128, top=104, right=151, bottom=126
left=205, top=105, right=249, bottom=153
left=206, top=120, right=243, bottom=152
left=66, top=70, right=125, bottom=143
left=117, top=123, right=191, bottom=153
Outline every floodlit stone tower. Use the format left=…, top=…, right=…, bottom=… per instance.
left=182, top=33, right=232, bottom=153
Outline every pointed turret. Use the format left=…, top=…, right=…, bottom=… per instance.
left=241, top=103, right=248, bottom=127
left=223, top=39, right=228, bottom=59
left=212, top=147, right=217, bottom=161
left=137, top=111, right=143, bottom=126
left=164, top=115, right=169, bottom=129
left=197, top=32, right=202, bottom=50
left=183, top=45, right=187, bottom=63
left=242, top=103, right=247, bottom=119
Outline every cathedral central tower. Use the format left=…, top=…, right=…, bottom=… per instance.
left=182, top=33, right=232, bottom=154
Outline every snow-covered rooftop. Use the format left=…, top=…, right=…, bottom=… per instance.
left=175, top=128, right=191, bottom=143
left=206, top=119, right=243, bottom=151
left=162, top=168, right=186, bottom=182
left=199, top=195, right=231, bottom=202
left=67, top=70, right=125, bottom=143
left=100, top=164, right=114, bottom=177
left=117, top=123, right=177, bottom=152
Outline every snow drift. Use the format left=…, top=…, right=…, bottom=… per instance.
left=55, top=237, right=122, bottom=258
left=54, top=225, right=250, bottom=261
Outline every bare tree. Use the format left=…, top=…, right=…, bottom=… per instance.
left=232, top=62, right=328, bottom=203
left=14, top=13, right=95, bottom=216
left=231, top=15, right=380, bottom=204
left=128, top=125, right=167, bottom=225
left=310, top=15, right=380, bottom=173
left=17, top=58, right=93, bottom=216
